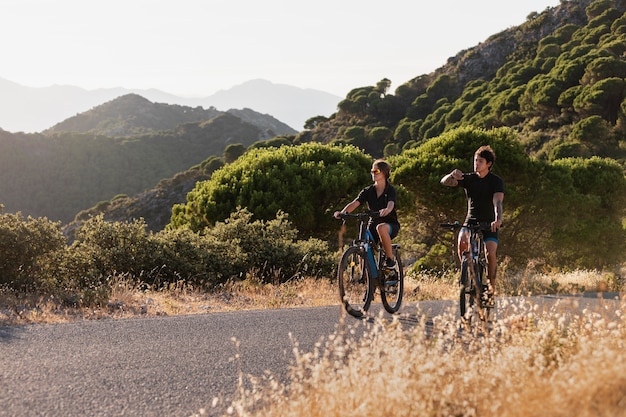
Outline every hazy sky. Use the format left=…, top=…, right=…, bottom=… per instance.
left=3, top=0, right=561, bottom=97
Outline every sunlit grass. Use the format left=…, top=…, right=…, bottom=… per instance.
left=214, top=297, right=626, bottom=417
left=0, top=265, right=622, bottom=326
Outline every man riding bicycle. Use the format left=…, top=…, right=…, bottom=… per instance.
left=440, top=145, right=504, bottom=300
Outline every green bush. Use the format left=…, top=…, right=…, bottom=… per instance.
left=169, top=143, right=372, bottom=240
left=0, top=212, right=65, bottom=291
left=60, top=210, right=336, bottom=291
left=203, top=208, right=335, bottom=284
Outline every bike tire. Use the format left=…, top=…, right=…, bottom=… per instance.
left=477, top=263, right=492, bottom=322
left=338, top=246, right=373, bottom=317
left=381, top=248, right=404, bottom=313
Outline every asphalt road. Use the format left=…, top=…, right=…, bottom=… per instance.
left=0, top=294, right=620, bottom=417
left=0, top=303, right=406, bottom=417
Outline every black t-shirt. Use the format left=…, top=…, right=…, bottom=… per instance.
left=458, top=172, right=504, bottom=223
left=356, top=183, right=399, bottom=227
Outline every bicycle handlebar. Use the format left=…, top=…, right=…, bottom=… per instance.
left=440, top=221, right=500, bottom=231
left=337, top=211, right=381, bottom=221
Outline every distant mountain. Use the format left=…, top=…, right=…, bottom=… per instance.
left=186, top=79, right=342, bottom=131
left=0, top=78, right=341, bottom=133
left=0, top=96, right=294, bottom=223
left=44, top=94, right=296, bottom=138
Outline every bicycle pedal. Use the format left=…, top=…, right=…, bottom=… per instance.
left=384, top=279, right=398, bottom=289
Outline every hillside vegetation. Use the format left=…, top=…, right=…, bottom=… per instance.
left=167, top=0, right=626, bottom=265
left=0, top=0, right=624, bottom=311
left=161, top=0, right=626, bottom=240
left=304, top=0, right=626, bottom=164
left=0, top=95, right=295, bottom=222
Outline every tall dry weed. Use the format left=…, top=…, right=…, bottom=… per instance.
left=223, top=298, right=626, bottom=417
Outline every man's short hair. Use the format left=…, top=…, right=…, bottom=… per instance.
left=475, top=145, right=496, bottom=164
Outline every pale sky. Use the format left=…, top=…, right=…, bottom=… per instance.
left=3, top=0, right=561, bottom=98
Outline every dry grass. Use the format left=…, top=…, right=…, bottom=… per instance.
left=0, top=266, right=622, bottom=327
left=0, top=275, right=337, bottom=326
left=213, top=297, right=626, bottom=417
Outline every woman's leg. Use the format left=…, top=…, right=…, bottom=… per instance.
left=376, top=223, right=394, bottom=261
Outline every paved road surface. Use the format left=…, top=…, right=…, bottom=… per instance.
left=0, top=295, right=620, bottom=416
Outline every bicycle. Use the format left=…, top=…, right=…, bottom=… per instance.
left=440, top=221, right=494, bottom=327
left=336, top=211, right=404, bottom=318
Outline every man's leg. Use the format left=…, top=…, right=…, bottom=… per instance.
left=457, top=229, right=469, bottom=263
left=484, top=240, right=498, bottom=291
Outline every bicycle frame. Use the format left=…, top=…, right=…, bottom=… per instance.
left=360, top=225, right=380, bottom=279
left=463, top=224, right=487, bottom=291
left=354, top=215, right=397, bottom=280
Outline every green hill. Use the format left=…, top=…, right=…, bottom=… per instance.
left=304, top=0, right=626, bottom=164
left=0, top=95, right=296, bottom=223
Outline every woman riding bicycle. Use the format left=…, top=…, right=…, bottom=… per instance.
left=440, top=145, right=504, bottom=300
left=333, top=159, right=400, bottom=271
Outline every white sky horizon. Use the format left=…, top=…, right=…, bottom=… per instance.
left=3, top=0, right=561, bottom=98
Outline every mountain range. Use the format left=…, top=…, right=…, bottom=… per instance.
left=0, top=78, right=341, bottom=133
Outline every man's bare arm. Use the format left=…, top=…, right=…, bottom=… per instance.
left=441, top=169, right=463, bottom=187
left=492, top=192, right=504, bottom=230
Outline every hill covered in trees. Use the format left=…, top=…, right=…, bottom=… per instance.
left=0, top=95, right=296, bottom=223
left=165, top=0, right=626, bottom=271
left=303, top=0, right=626, bottom=164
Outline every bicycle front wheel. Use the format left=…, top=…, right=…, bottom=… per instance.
left=338, top=246, right=373, bottom=318
left=478, top=264, right=492, bottom=323
left=381, top=249, right=404, bottom=313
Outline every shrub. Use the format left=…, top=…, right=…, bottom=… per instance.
left=0, top=212, right=66, bottom=291
left=62, top=210, right=336, bottom=291
left=169, top=143, right=372, bottom=240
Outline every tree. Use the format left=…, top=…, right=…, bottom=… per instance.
left=391, top=125, right=626, bottom=269
left=169, top=143, right=372, bottom=239
left=574, top=77, right=626, bottom=124
left=580, top=56, right=626, bottom=85
left=375, top=78, right=392, bottom=96
left=0, top=213, right=65, bottom=290
left=223, top=143, right=246, bottom=163
left=569, top=115, right=613, bottom=152
left=304, top=115, right=329, bottom=130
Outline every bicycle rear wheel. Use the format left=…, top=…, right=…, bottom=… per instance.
left=338, top=246, right=373, bottom=317
left=381, top=248, right=404, bottom=313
